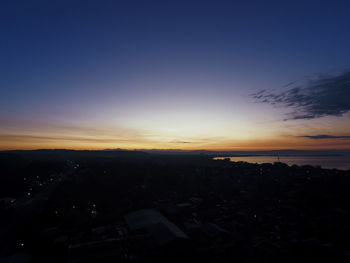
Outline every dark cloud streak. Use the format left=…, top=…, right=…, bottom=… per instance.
left=299, top=134, right=350, bottom=140
left=252, top=71, right=350, bottom=120
left=170, top=140, right=192, bottom=144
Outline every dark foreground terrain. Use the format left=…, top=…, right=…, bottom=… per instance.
left=1, top=150, right=350, bottom=263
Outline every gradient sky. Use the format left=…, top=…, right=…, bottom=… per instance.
left=1, top=0, right=350, bottom=150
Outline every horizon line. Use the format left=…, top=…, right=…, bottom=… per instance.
left=1, top=148, right=350, bottom=152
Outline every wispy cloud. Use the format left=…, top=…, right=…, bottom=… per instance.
left=170, top=140, right=192, bottom=144
left=252, top=71, right=350, bottom=120
left=0, top=134, right=145, bottom=143
left=299, top=134, right=350, bottom=140
left=0, top=122, right=155, bottom=150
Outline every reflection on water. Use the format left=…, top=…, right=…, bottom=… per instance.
left=214, top=156, right=350, bottom=170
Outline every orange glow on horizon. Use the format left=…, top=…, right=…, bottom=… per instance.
left=1, top=113, right=350, bottom=151
left=1, top=132, right=350, bottom=151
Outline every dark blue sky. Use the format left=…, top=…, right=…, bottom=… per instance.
left=1, top=0, right=350, bottom=150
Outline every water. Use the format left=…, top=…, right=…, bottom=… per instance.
left=214, top=155, right=350, bottom=170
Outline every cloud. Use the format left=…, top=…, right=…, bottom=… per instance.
left=299, top=134, right=350, bottom=140
left=170, top=140, right=192, bottom=144
left=0, top=134, right=147, bottom=143
left=251, top=71, right=350, bottom=120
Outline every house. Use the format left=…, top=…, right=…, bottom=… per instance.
left=124, top=209, right=188, bottom=246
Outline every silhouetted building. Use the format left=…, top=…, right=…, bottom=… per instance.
left=0, top=254, right=31, bottom=263
left=124, top=209, right=188, bottom=246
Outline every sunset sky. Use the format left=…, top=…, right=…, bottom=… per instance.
left=1, top=0, right=350, bottom=150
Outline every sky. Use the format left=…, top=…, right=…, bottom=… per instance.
left=1, top=0, right=350, bottom=150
